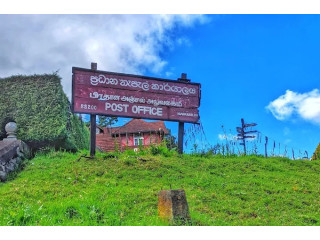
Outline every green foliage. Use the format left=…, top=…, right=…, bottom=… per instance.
left=164, top=134, right=177, bottom=150
left=68, top=114, right=90, bottom=151
left=1, top=151, right=320, bottom=226
left=97, top=116, right=118, bottom=127
left=0, top=73, right=89, bottom=151
left=149, top=144, right=176, bottom=157
left=312, top=143, right=320, bottom=160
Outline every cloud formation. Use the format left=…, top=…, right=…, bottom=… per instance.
left=218, top=133, right=237, bottom=141
left=266, top=89, right=320, bottom=124
left=0, top=14, right=208, bottom=98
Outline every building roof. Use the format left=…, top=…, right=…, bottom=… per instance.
left=106, top=119, right=169, bottom=135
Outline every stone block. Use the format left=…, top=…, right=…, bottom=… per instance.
left=0, top=138, right=30, bottom=182
left=0, top=171, right=6, bottom=181
left=0, top=140, right=20, bottom=164
left=6, top=162, right=15, bottom=172
left=158, top=189, right=190, bottom=223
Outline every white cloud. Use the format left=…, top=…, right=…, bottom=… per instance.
left=0, top=14, right=208, bottom=98
left=218, top=133, right=237, bottom=141
left=266, top=89, right=320, bottom=124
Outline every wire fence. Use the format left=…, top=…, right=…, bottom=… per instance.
left=183, top=121, right=311, bottom=160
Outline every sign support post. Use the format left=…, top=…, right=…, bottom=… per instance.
left=241, top=118, right=246, bottom=155
left=90, top=62, right=97, bottom=157
left=178, top=122, right=184, bottom=154
left=177, top=73, right=189, bottom=154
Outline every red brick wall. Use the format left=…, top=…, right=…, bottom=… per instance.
left=96, top=132, right=164, bottom=152
left=96, top=133, right=120, bottom=152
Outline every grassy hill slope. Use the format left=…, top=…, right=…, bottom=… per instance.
left=0, top=150, right=320, bottom=226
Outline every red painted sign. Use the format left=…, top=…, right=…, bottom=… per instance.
left=72, top=67, right=201, bottom=123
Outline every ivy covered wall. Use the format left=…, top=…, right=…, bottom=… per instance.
left=0, top=73, right=89, bottom=151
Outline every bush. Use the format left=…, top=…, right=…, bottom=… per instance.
left=312, top=143, right=320, bottom=160
left=0, top=73, right=89, bottom=151
left=149, top=144, right=176, bottom=157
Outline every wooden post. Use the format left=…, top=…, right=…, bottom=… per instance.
left=158, top=189, right=190, bottom=224
left=178, top=122, right=184, bottom=154
left=241, top=118, right=246, bottom=155
left=90, top=114, right=96, bottom=157
left=90, top=62, right=97, bottom=157
left=272, top=141, right=275, bottom=156
left=177, top=73, right=188, bottom=154
left=292, top=148, right=295, bottom=160
left=265, top=136, right=268, bottom=158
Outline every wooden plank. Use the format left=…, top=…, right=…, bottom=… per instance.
left=243, top=135, right=256, bottom=139
left=243, top=130, right=258, bottom=134
left=74, top=84, right=199, bottom=109
left=236, top=127, right=242, bottom=133
left=73, top=69, right=200, bottom=98
left=244, top=123, right=257, bottom=128
left=72, top=67, right=201, bottom=123
left=73, top=97, right=200, bottom=123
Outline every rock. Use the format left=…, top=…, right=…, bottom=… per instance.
left=6, top=161, right=15, bottom=172
left=10, top=158, right=18, bottom=169
left=0, top=140, right=20, bottom=164
left=16, top=157, right=22, bottom=165
left=0, top=171, right=6, bottom=182
left=0, top=165, right=5, bottom=172
left=0, top=138, right=30, bottom=181
left=17, top=147, right=26, bottom=159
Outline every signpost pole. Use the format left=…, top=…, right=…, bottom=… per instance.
left=177, top=73, right=189, bottom=154
left=178, top=122, right=184, bottom=154
left=241, top=118, right=246, bottom=155
left=90, top=62, right=97, bottom=157
left=237, top=118, right=257, bottom=155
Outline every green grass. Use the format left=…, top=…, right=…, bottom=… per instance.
left=1, top=149, right=320, bottom=226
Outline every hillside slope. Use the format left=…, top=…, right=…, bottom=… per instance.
left=0, top=150, right=320, bottom=226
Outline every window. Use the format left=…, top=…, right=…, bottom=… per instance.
left=134, top=135, right=144, bottom=146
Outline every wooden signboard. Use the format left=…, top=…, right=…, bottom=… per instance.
left=72, top=67, right=201, bottom=123
left=71, top=64, right=201, bottom=156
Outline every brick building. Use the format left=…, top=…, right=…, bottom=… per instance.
left=96, top=119, right=169, bottom=152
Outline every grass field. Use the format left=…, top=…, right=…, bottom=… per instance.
left=1, top=148, right=320, bottom=226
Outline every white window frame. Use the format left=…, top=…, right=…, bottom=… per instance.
left=134, top=134, right=144, bottom=146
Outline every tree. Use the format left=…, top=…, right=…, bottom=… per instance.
left=312, top=143, right=320, bottom=160
left=165, top=134, right=177, bottom=150
left=98, top=116, right=118, bottom=127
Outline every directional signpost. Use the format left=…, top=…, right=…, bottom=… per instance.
left=236, top=118, right=258, bottom=155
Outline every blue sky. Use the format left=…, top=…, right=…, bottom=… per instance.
left=139, top=15, right=320, bottom=156
left=1, top=14, right=319, bottom=157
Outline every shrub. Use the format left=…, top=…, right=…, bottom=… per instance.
left=0, top=73, right=89, bottom=151
left=312, top=143, right=320, bottom=160
left=149, top=144, right=176, bottom=157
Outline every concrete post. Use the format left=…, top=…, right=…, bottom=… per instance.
left=4, top=122, right=17, bottom=141
left=158, top=189, right=191, bottom=224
